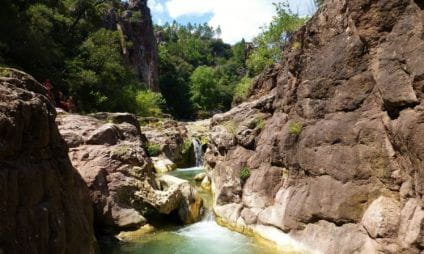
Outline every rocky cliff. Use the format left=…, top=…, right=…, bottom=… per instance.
left=0, top=69, right=97, bottom=253
left=206, top=0, right=424, bottom=253
left=106, top=0, right=160, bottom=91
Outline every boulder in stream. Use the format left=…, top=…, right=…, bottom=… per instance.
left=57, top=112, right=203, bottom=232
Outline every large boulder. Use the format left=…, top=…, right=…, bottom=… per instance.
left=57, top=112, right=203, bottom=231
left=57, top=113, right=154, bottom=230
left=140, top=117, right=195, bottom=167
left=157, top=175, right=204, bottom=224
left=206, top=0, right=424, bottom=253
left=0, top=68, right=97, bottom=253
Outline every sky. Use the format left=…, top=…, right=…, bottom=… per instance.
left=147, top=0, right=318, bottom=44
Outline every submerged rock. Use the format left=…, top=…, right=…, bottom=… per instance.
left=0, top=68, right=97, bottom=253
left=206, top=0, right=424, bottom=253
left=116, top=224, right=155, bottom=241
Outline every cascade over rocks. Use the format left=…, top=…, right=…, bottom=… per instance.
left=206, top=0, right=424, bottom=253
left=0, top=68, right=97, bottom=254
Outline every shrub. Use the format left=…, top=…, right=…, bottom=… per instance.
left=246, top=3, right=307, bottom=75
left=240, top=167, right=251, bottom=181
left=112, top=145, right=131, bottom=158
left=181, top=138, right=193, bottom=155
left=199, top=135, right=209, bottom=145
left=135, top=90, right=165, bottom=117
left=288, top=121, right=303, bottom=135
left=233, top=76, right=252, bottom=103
left=0, top=68, right=11, bottom=77
left=146, top=143, right=161, bottom=157
left=190, top=66, right=219, bottom=111
left=222, top=120, right=238, bottom=135
left=254, top=117, right=266, bottom=130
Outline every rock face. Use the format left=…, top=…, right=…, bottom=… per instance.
left=57, top=112, right=154, bottom=230
left=57, top=112, right=203, bottom=232
left=206, top=0, right=424, bottom=253
left=0, top=68, right=97, bottom=253
left=106, top=0, right=160, bottom=91
left=140, top=117, right=195, bottom=167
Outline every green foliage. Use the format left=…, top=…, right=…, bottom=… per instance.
left=156, top=23, right=246, bottom=118
left=181, top=139, right=193, bottom=155
left=247, top=2, right=307, bottom=76
left=254, top=117, right=266, bottom=130
left=288, top=121, right=303, bottom=135
left=0, top=68, right=12, bottom=77
left=129, top=12, right=143, bottom=23
left=199, top=136, right=209, bottom=145
left=233, top=76, right=253, bottom=103
left=0, top=0, right=162, bottom=116
left=146, top=143, right=161, bottom=157
left=222, top=121, right=238, bottom=135
left=190, top=66, right=232, bottom=112
left=240, top=167, right=251, bottom=181
left=65, top=28, right=141, bottom=112
left=0, top=0, right=307, bottom=119
left=112, top=145, right=131, bottom=158
left=135, top=90, right=165, bottom=117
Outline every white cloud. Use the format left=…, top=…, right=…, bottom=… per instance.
left=165, top=0, right=316, bottom=44
left=148, top=0, right=165, bottom=14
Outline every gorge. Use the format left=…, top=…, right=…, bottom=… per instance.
left=1, top=0, right=424, bottom=253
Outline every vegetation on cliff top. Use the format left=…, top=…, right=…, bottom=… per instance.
left=0, top=0, right=309, bottom=119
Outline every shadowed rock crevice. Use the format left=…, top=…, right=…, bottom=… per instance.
left=384, top=102, right=419, bottom=120
left=415, top=0, right=424, bottom=9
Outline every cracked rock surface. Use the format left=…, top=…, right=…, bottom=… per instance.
left=205, top=0, right=424, bottom=253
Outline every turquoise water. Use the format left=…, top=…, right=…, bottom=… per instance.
left=101, top=168, right=279, bottom=254
left=103, top=218, right=277, bottom=254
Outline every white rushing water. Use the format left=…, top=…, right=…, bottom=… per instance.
left=192, top=138, right=203, bottom=167
left=101, top=168, right=280, bottom=254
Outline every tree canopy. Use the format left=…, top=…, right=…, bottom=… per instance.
left=0, top=0, right=308, bottom=119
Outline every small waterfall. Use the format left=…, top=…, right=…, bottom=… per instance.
left=192, top=138, right=203, bottom=167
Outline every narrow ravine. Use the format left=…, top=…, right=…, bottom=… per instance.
left=101, top=166, right=280, bottom=254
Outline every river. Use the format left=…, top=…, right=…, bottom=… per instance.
left=102, top=167, right=281, bottom=254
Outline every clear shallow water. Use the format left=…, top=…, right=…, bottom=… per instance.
left=101, top=168, right=279, bottom=254
left=103, top=217, right=277, bottom=254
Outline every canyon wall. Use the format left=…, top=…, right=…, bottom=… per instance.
left=206, top=0, right=424, bottom=253
left=0, top=69, right=97, bottom=253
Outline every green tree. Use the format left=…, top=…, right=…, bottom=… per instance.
left=233, top=76, right=253, bottom=104
left=134, top=90, right=165, bottom=117
left=156, top=22, right=242, bottom=118
left=247, top=2, right=306, bottom=76
left=65, top=28, right=140, bottom=112
left=190, top=66, right=219, bottom=111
